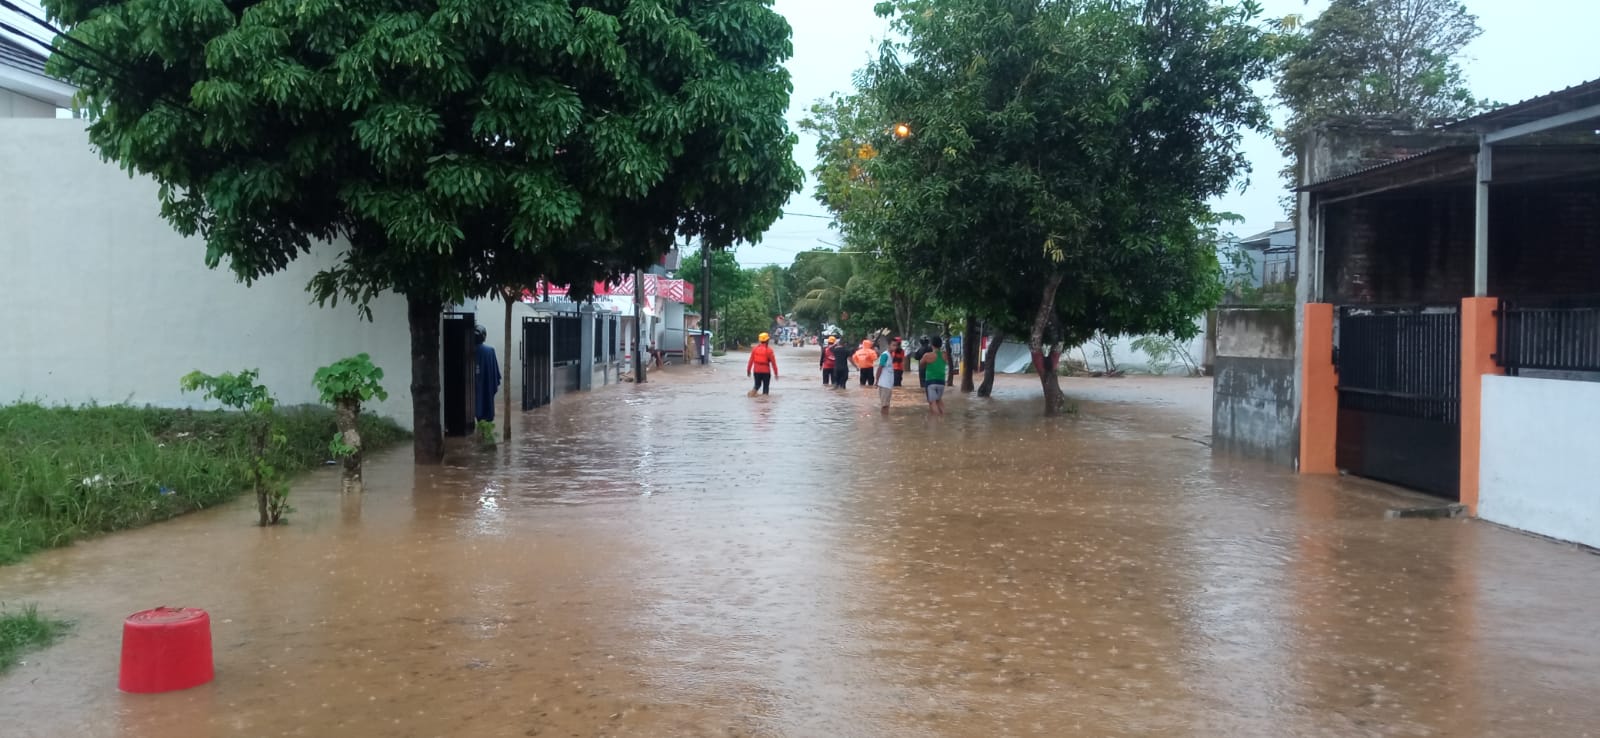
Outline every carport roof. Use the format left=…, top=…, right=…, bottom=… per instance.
left=1300, top=79, right=1600, bottom=198
left=1443, top=78, right=1600, bottom=134
left=1299, top=144, right=1600, bottom=199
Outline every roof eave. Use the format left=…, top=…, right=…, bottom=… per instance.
left=0, top=63, right=76, bottom=108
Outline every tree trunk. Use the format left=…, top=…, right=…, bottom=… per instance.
left=502, top=288, right=514, bottom=441
left=891, top=288, right=913, bottom=342
left=253, top=424, right=269, bottom=526
left=960, top=313, right=979, bottom=393
left=977, top=329, right=1005, bottom=397
left=407, top=293, right=445, bottom=464
left=634, top=269, right=647, bottom=384
left=1030, top=274, right=1068, bottom=416
left=1038, top=343, right=1065, bottom=415
left=336, top=398, right=363, bottom=494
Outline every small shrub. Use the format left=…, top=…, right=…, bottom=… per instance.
left=313, top=354, right=388, bottom=493
left=181, top=369, right=290, bottom=526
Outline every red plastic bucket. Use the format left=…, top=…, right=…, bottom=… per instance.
left=118, top=607, right=214, bottom=693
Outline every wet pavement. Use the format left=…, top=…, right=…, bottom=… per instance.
left=4, top=345, right=1600, bottom=737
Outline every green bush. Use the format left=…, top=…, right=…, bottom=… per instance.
left=0, top=403, right=407, bottom=564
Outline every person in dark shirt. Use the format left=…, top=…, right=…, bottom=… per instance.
left=474, top=324, right=500, bottom=422
left=911, top=337, right=933, bottom=388
left=830, top=338, right=853, bottom=389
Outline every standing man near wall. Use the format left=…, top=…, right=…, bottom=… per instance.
left=473, top=325, right=501, bottom=423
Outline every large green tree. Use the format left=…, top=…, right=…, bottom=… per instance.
left=858, top=0, right=1276, bottom=415
left=44, top=0, right=799, bottom=461
left=799, top=93, right=928, bottom=341
left=1277, top=0, right=1487, bottom=155
left=682, top=246, right=755, bottom=318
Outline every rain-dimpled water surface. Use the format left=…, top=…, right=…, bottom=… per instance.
left=3, top=345, right=1599, bottom=737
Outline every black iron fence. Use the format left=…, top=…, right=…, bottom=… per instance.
left=1335, top=305, right=1461, bottom=423
left=1334, top=304, right=1462, bottom=499
left=552, top=312, right=582, bottom=365
left=1498, top=297, right=1600, bottom=376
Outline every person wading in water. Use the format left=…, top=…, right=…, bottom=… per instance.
left=820, top=335, right=838, bottom=386
left=922, top=336, right=948, bottom=415
left=830, top=337, right=854, bottom=389
left=747, top=332, right=778, bottom=396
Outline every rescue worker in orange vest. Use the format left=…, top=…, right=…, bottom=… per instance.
left=820, top=335, right=838, bottom=386
left=853, top=339, right=879, bottom=387
left=747, top=332, right=778, bottom=396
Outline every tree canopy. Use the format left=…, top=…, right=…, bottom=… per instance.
left=1277, top=0, right=1487, bottom=152
left=842, top=0, right=1276, bottom=414
left=44, top=0, right=801, bottom=457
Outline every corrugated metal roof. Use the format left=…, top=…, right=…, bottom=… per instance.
left=1443, top=78, right=1600, bottom=131
left=1297, top=146, right=1471, bottom=192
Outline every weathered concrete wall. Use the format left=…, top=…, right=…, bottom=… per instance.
left=1211, top=307, right=1297, bottom=466
left=1479, top=375, right=1600, bottom=549
left=0, top=120, right=416, bottom=426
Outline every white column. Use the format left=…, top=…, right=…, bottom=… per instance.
left=1474, top=137, right=1492, bottom=297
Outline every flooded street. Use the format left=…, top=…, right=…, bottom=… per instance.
left=4, top=345, right=1600, bottom=737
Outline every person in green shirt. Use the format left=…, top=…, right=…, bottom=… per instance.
left=922, top=336, right=948, bottom=415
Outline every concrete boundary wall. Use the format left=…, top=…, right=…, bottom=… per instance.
left=0, top=120, right=416, bottom=426
left=1479, top=375, right=1600, bottom=549
left=1211, top=307, right=1297, bottom=466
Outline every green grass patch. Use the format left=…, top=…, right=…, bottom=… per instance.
left=0, top=604, right=68, bottom=671
left=0, top=404, right=408, bottom=564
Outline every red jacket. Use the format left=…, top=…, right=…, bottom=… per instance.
left=820, top=344, right=836, bottom=369
left=748, top=345, right=778, bottom=376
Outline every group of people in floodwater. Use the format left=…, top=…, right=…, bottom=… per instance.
left=745, top=332, right=957, bottom=415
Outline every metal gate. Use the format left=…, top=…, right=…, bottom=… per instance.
left=522, top=316, right=552, bottom=410
left=441, top=312, right=475, bottom=436
left=1335, top=305, right=1461, bottom=499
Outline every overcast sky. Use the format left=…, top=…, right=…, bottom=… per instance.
left=753, top=0, right=1600, bottom=266
left=5, top=0, right=1597, bottom=265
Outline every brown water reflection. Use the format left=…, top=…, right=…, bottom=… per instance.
left=3, top=346, right=1599, bottom=737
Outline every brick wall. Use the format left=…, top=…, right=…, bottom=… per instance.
left=1492, top=183, right=1600, bottom=298
left=1325, top=180, right=1600, bottom=305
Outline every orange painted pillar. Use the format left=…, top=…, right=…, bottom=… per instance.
left=1459, top=297, right=1502, bottom=515
left=1299, top=303, right=1338, bottom=474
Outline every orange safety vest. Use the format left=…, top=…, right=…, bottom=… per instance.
left=748, top=344, right=777, bottom=375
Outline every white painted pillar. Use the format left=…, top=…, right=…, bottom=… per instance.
left=1474, top=137, right=1492, bottom=297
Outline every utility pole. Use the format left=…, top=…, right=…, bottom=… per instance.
left=701, top=243, right=712, bottom=363
left=634, top=268, right=647, bottom=383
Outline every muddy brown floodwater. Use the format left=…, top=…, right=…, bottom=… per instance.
left=4, top=345, right=1600, bottom=737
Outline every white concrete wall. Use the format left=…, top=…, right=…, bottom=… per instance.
left=1479, top=375, right=1600, bottom=548
left=0, top=119, right=415, bottom=426
left=0, top=87, right=55, bottom=118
